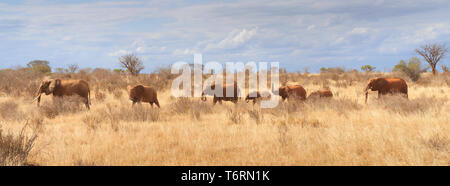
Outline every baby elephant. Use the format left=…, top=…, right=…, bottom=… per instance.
left=245, top=91, right=272, bottom=104
left=308, top=89, right=333, bottom=99
left=127, top=85, right=160, bottom=108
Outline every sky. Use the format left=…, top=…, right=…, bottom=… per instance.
left=0, top=0, right=449, bottom=73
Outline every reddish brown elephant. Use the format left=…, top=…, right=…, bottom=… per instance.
left=127, top=85, right=160, bottom=108
left=364, top=77, right=408, bottom=103
left=272, top=85, right=306, bottom=101
left=308, top=89, right=333, bottom=99
left=245, top=91, right=272, bottom=104
left=33, top=79, right=91, bottom=109
left=201, top=83, right=240, bottom=104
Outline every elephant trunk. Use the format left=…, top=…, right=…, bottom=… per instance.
left=33, top=86, right=43, bottom=106
left=364, top=86, right=369, bottom=104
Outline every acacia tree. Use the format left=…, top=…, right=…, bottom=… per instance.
left=118, top=54, right=144, bottom=76
left=27, top=60, right=51, bottom=74
left=415, top=43, right=448, bottom=75
left=361, top=65, right=376, bottom=72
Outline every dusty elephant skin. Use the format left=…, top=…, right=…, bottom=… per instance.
left=34, top=79, right=91, bottom=109
left=201, top=83, right=240, bottom=104
left=273, top=85, right=307, bottom=101
left=127, top=85, right=160, bottom=108
left=308, top=89, right=333, bottom=99
left=364, top=77, right=408, bottom=103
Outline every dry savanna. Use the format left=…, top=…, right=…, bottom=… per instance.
left=0, top=68, right=449, bottom=166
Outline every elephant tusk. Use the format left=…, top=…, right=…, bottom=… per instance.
left=31, top=95, right=40, bottom=103
left=364, top=91, right=368, bottom=104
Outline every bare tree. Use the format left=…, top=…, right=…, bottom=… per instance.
left=118, top=54, right=144, bottom=76
left=441, top=64, right=449, bottom=73
left=67, top=64, right=79, bottom=73
left=415, top=43, right=448, bottom=75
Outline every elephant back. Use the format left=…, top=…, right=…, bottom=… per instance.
left=142, top=86, right=158, bottom=102
left=128, top=85, right=146, bottom=101
left=287, top=85, right=306, bottom=99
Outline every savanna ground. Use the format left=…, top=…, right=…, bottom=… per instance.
left=0, top=68, right=449, bottom=165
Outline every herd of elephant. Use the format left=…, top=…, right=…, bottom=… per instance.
left=32, top=77, right=409, bottom=110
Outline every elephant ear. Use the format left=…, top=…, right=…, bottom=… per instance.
left=374, top=78, right=388, bottom=90
left=132, top=85, right=145, bottom=97
left=48, top=79, right=61, bottom=93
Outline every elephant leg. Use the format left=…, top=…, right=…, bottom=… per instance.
left=154, top=100, right=160, bottom=108
left=213, top=97, right=218, bottom=105
left=150, top=102, right=154, bottom=107
left=84, top=97, right=90, bottom=110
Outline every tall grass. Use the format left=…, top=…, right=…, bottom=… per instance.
left=0, top=70, right=448, bottom=165
left=0, top=121, right=38, bottom=166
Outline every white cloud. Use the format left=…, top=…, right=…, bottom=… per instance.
left=333, top=37, right=346, bottom=45
left=307, top=25, right=316, bottom=31
left=172, top=48, right=198, bottom=55
left=205, top=28, right=257, bottom=50
left=351, top=27, right=368, bottom=35
left=108, top=49, right=131, bottom=57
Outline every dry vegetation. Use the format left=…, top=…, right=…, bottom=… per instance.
left=0, top=68, right=449, bottom=165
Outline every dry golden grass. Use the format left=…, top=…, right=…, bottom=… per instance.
left=0, top=70, right=449, bottom=165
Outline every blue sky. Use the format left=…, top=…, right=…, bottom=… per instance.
left=0, top=0, right=449, bottom=73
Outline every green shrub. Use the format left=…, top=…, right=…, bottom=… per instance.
left=361, top=65, right=376, bottom=72
left=392, top=57, right=428, bottom=82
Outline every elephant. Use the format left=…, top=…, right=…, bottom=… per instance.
left=308, top=89, right=333, bottom=99
left=33, top=79, right=91, bottom=109
left=364, top=77, right=408, bottom=103
left=127, top=85, right=160, bottom=108
left=201, top=83, right=240, bottom=104
left=272, top=85, right=306, bottom=101
left=245, top=91, right=272, bottom=104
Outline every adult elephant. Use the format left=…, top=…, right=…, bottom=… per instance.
left=308, top=89, right=333, bottom=99
left=201, top=83, right=240, bottom=104
left=272, top=85, right=306, bottom=101
left=364, top=77, right=408, bottom=103
left=33, top=79, right=91, bottom=109
left=127, top=85, right=160, bottom=108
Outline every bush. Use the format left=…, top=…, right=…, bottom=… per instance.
left=374, top=95, right=447, bottom=115
left=227, top=108, right=243, bottom=124
left=320, top=67, right=346, bottom=74
left=39, top=96, right=86, bottom=119
left=247, top=108, right=263, bottom=125
left=0, top=100, right=23, bottom=121
left=171, top=97, right=213, bottom=115
left=392, top=57, right=428, bottom=82
left=0, top=122, right=38, bottom=166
